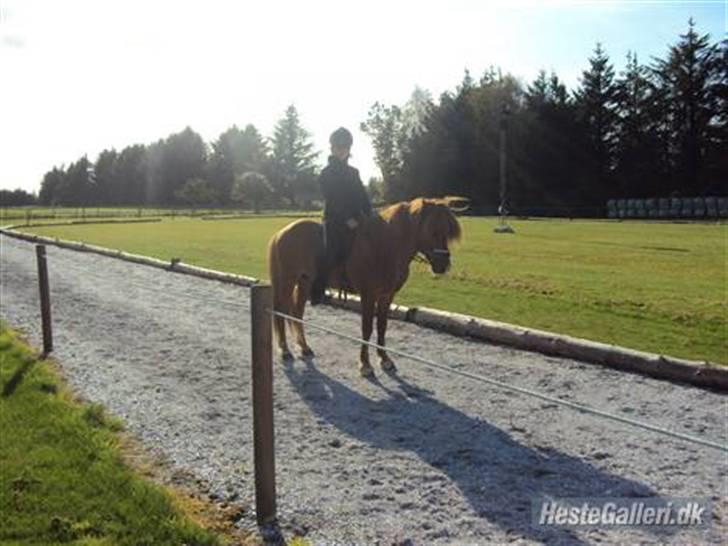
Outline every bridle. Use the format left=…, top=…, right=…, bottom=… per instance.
left=417, top=247, right=450, bottom=265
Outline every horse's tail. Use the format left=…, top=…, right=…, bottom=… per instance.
left=268, top=231, right=288, bottom=347
left=268, top=231, right=286, bottom=309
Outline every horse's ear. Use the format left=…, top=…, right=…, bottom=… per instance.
left=443, top=195, right=470, bottom=212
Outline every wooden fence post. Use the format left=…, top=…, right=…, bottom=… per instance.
left=35, top=245, right=53, bottom=355
left=250, top=284, right=276, bottom=525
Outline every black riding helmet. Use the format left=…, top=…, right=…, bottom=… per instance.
left=330, top=127, right=353, bottom=149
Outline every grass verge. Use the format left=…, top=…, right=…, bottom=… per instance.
left=0, top=324, right=233, bottom=546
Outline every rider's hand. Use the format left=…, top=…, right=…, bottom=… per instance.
left=346, top=218, right=358, bottom=229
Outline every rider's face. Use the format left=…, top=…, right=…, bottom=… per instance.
left=332, top=145, right=351, bottom=161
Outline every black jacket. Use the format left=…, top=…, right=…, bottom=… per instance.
left=319, top=156, right=372, bottom=224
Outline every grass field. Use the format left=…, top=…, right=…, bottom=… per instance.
left=0, top=325, right=223, bottom=545
left=21, top=216, right=728, bottom=364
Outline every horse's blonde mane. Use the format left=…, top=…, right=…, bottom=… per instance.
left=378, top=198, right=462, bottom=243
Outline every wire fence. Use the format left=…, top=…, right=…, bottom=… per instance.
left=270, top=310, right=727, bottom=453
left=8, top=239, right=728, bottom=453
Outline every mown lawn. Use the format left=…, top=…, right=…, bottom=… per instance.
left=0, top=325, right=222, bottom=545
left=24, top=216, right=728, bottom=364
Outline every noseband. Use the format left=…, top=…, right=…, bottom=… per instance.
left=419, top=248, right=450, bottom=264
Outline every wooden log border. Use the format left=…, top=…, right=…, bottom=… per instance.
left=2, top=226, right=725, bottom=392
left=16, top=218, right=163, bottom=229
left=200, top=214, right=317, bottom=221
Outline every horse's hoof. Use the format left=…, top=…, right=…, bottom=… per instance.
left=359, top=363, right=375, bottom=378
left=380, top=358, right=397, bottom=372
left=301, top=347, right=315, bottom=358
left=281, top=349, right=294, bottom=362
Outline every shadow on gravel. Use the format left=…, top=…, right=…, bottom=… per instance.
left=284, top=357, right=674, bottom=545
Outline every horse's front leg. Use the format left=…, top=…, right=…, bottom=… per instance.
left=376, top=294, right=395, bottom=372
left=359, top=294, right=376, bottom=377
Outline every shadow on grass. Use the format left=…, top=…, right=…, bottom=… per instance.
left=2, top=356, right=36, bottom=397
left=284, top=356, right=675, bottom=545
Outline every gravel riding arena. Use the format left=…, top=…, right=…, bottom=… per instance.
left=1, top=234, right=725, bottom=545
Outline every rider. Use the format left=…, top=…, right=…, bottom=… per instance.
left=310, top=127, right=373, bottom=305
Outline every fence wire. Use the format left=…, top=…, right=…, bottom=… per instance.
left=6, top=239, right=727, bottom=453
left=271, top=310, right=727, bottom=454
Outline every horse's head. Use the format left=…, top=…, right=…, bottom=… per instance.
left=410, top=197, right=466, bottom=274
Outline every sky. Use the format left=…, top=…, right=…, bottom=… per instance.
left=0, top=0, right=725, bottom=193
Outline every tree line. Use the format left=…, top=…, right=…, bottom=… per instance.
left=9, top=20, right=727, bottom=215
left=32, top=105, right=320, bottom=210
left=363, top=20, right=726, bottom=215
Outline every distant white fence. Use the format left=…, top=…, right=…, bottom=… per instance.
left=607, top=197, right=728, bottom=219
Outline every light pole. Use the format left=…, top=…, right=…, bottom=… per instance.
left=494, top=103, right=515, bottom=234
left=85, top=165, right=96, bottom=222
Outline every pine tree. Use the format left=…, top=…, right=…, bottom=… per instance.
left=613, top=52, right=664, bottom=197
left=526, top=70, right=549, bottom=109
left=39, top=167, right=66, bottom=206
left=574, top=43, right=619, bottom=201
left=361, top=102, right=406, bottom=201
left=56, top=156, right=93, bottom=206
left=652, top=19, right=725, bottom=194
left=270, top=105, right=318, bottom=207
left=401, top=86, right=433, bottom=139
left=524, top=70, right=587, bottom=211
left=94, top=149, right=118, bottom=205
left=113, top=144, right=147, bottom=205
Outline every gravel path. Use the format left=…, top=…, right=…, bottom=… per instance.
left=1, top=234, right=725, bottom=545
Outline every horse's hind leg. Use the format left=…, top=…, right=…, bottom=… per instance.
left=292, top=278, right=314, bottom=358
left=359, top=294, right=376, bottom=377
left=376, top=294, right=396, bottom=372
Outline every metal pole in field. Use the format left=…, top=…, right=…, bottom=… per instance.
left=494, top=103, right=515, bottom=234
left=35, top=245, right=53, bottom=355
left=250, top=284, right=276, bottom=525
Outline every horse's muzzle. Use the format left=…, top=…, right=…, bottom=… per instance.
left=425, top=248, right=451, bottom=275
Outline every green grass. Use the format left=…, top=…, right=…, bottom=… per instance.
left=23, top=216, right=728, bottom=364
left=0, top=325, right=221, bottom=545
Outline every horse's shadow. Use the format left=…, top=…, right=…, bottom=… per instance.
left=283, top=357, right=671, bottom=545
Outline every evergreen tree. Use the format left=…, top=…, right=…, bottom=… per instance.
left=401, top=86, right=434, bottom=140
left=269, top=105, right=319, bottom=207
left=614, top=52, right=664, bottom=197
left=113, top=144, right=147, bottom=205
left=56, top=156, right=93, bottom=206
left=709, top=38, right=728, bottom=193
left=39, top=167, right=66, bottom=206
left=523, top=70, right=587, bottom=211
left=93, top=149, right=118, bottom=205
left=652, top=19, right=726, bottom=194
left=526, top=70, right=550, bottom=109
left=574, top=43, right=619, bottom=202
left=361, top=102, right=405, bottom=201
left=470, top=72, right=524, bottom=210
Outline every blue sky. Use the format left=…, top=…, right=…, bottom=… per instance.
left=0, top=0, right=725, bottom=193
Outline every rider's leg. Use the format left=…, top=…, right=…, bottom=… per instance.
left=311, top=221, right=343, bottom=305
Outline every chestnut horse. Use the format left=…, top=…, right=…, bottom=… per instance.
left=267, top=197, right=464, bottom=377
